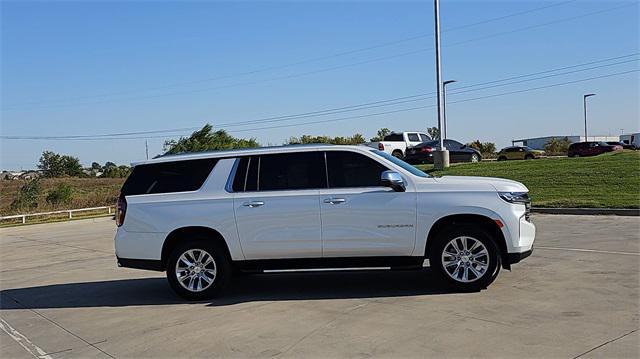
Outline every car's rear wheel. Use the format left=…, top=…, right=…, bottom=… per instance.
left=392, top=150, right=404, bottom=159
left=166, top=240, right=231, bottom=300
left=429, top=226, right=501, bottom=291
left=470, top=154, right=480, bottom=163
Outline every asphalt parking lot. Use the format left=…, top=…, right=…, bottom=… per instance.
left=1, top=215, right=638, bottom=358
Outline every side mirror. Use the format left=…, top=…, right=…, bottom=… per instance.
left=461, top=144, right=467, bottom=149
left=381, top=170, right=406, bottom=192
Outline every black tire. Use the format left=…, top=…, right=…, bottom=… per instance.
left=166, top=239, right=232, bottom=300
left=524, top=154, right=534, bottom=160
left=429, top=225, right=501, bottom=292
left=470, top=153, right=480, bottom=163
left=392, top=150, right=404, bottom=159
left=497, top=156, right=507, bottom=161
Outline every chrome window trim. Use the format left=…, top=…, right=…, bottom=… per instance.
left=224, top=158, right=242, bottom=193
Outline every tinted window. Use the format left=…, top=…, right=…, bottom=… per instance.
left=327, top=151, right=388, bottom=188
left=420, top=134, right=430, bottom=142
left=246, top=157, right=259, bottom=191
left=232, top=157, right=249, bottom=192
left=383, top=133, right=403, bottom=141
left=258, top=152, right=326, bottom=191
left=445, top=140, right=461, bottom=149
left=372, top=150, right=429, bottom=178
left=407, top=133, right=420, bottom=142
left=505, top=147, right=517, bottom=152
left=122, top=158, right=218, bottom=196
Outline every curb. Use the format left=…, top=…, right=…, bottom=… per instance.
left=532, top=208, right=640, bottom=216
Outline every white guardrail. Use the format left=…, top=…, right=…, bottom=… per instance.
left=1, top=206, right=115, bottom=224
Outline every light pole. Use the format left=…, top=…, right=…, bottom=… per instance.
left=583, top=93, right=596, bottom=141
left=433, top=0, right=449, bottom=169
left=442, top=79, right=456, bottom=139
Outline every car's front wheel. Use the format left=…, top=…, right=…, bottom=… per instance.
left=429, top=226, right=501, bottom=291
left=470, top=153, right=480, bottom=163
left=166, top=240, right=231, bottom=300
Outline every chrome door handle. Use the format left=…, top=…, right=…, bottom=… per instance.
left=242, top=201, right=264, bottom=208
left=323, top=197, right=346, bottom=204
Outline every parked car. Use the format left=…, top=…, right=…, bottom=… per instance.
left=496, top=146, right=545, bottom=161
left=404, top=139, right=482, bottom=164
left=568, top=141, right=623, bottom=157
left=619, top=133, right=640, bottom=149
left=606, top=141, right=636, bottom=150
left=372, top=131, right=430, bottom=159
left=115, top=144, right=535, bottom=299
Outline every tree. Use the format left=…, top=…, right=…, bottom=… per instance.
left=38, top=151, right=83, bottom=177
left=544, top=137, right=572, bottom=155
left=427, top=127, right=440, bottom=140
left=286, top=134, right=366, bottom=145
left=163, top=124, right=259, bottom=155
left=370, top=128, right=391, bottom=142
left=46, top=184, right=74, bottom=207
left=104, top=161, right=117, bottom=169
left=91, top=162, right=103, bottom=171
left=467, top=140, right=497, bottom=158
left=10, top=179, right=41, bottom=210
left=101, top=165, right=131, bottom=178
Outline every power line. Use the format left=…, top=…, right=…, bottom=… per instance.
left=4, top=69, right=636, bottom=141
left=4, top=0, right=578, bottom=109
left=3, top=2, right=632, bottom=111
left=3, top=52, right=635, bottom=140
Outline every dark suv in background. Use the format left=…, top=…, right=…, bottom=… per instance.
left=568, top=142, right=623, bottom=157
left=404, top=139, right=481, bottom=164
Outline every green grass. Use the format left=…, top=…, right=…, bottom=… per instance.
left=416, top=150, right=640, bottom=208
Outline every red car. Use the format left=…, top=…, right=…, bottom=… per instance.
left=568, top=141, right=623, bottom=157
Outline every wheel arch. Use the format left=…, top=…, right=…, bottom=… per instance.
left=424, top=213, right=511, bottom=269
left=161, top=226, right=232, bottom=270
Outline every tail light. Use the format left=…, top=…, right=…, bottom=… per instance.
left=378, top=143, right=384, bottom=150
left=116, top=194, right=127, bottom=227
left=420, top=146, right=433, bottom=153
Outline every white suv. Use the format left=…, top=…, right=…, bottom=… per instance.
left=115, top=145, right=534, bottom=299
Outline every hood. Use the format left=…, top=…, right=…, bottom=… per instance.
left=433, top=175, right=529, bottom=193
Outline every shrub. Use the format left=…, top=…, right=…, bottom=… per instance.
left=10, top=179, right=42, bottom=211
left=467, top=140, right=497, bottom=158
left=544, top=137, right=572, bottom=155
left=46, top=184, right=74, bottom=207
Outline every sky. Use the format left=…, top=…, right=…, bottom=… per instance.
left=1, top=0, right=638, bottom=170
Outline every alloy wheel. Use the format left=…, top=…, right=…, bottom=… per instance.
left=441, top=236, right=489, bottom=283
left=175, top=249, right=217, bottom=292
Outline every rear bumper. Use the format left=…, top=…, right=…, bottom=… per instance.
left=117, top=257, right=164, bottom=271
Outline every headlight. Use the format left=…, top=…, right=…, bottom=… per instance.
left=499, top=192, right=530, bottom=204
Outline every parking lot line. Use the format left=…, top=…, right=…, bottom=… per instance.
left=0, top=318, right=53, bottom=359
left=536, top=246, right=640, bottom=256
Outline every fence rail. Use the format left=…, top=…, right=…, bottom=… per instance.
left=1, top=206, right=115, bottom=224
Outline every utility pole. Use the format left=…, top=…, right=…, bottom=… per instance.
left=442, top=79, right=456, bottom=140
left=145, top=139, right=149, bottom=160
left=433, top=0, right=449, bottom=169
left=583, top=93, right=596, bottom=141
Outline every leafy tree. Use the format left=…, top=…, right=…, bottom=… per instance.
left=10, top=179, right=42, bottom=210
left=163, top=124, right=259, bottom=155
left=544, top=137, right=572, bottom=155
left=91, top=162, right=103, bottom=171
left=104, top=161, right=117, bottom=169
left=370, top=128, right=391, bottom=142
left=101, top=165, right=132, bottom=178
left=467, top=140, right=497, bottom=158
left=38, top=151, right=83, bottom=177
left=46, top=184, right=74, bottom=207
left=287, top=134, right=366, bottom=145
left=427, top=127, right=440, bottom=140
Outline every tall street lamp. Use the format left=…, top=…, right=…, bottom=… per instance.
left=442, top=79, right=456, bottom=139
left=433, top=0, right=449, bottom=169
left=583, top=93, right=596, bottom=140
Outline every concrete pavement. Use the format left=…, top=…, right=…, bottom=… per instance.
left=1, top=215, right=638, bottom=358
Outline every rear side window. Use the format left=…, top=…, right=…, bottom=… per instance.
left=259, top=152, right=326, bottom=191
left=419, top=134, right=430, bottom=142
left=121, top=158, right=218, bottom=196
left=407, top=133, right=420, bottom=142
left=383, top=133, right=403, bottom=141
left=326, top=151, right=388, bottom=188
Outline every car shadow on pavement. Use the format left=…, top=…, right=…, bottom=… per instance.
left=0, top=269, right=456, bottom=310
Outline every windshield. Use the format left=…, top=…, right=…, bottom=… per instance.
left=372, top=150, right=429, bottom=178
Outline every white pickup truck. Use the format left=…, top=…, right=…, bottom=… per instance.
left=373, top=131, right=431, bottom=159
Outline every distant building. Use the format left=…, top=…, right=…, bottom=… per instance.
left=511, top=135, right=620, bottom=150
